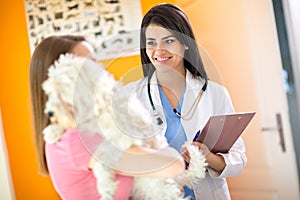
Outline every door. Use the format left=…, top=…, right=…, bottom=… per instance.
left=176, top=0, right=300, bottom=199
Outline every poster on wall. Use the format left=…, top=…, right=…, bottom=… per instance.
left=24, top=0, right=143, bottom=60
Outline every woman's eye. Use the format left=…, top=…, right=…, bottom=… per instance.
left=147, top=41, right=156, bottom=46
left=165, top=39, right=175, bottom=44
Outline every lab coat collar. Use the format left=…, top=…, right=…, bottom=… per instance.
left=185, top=70, right=206, bottom=91
left=149, top=70, right=206, bottom=96
left=150, top=70, right=205, bottom=86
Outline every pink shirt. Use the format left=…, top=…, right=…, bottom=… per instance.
left=46, top=129, right=133, bottom=200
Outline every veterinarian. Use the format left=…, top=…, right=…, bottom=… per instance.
left=123, top=3, right=247, bottom=200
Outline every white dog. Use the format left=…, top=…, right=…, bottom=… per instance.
left=42, top=54, right=207, bottom=200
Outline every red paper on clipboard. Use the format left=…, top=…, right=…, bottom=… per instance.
left=195, top=112, right=255, bottom=153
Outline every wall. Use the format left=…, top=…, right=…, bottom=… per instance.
left=0, top=1, right=58, bottom=199
left=0, top=0, right=173, bottom=199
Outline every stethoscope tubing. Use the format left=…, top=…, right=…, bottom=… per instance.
left=147, top=73, right=207, bottom=125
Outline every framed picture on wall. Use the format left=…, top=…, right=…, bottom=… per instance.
left=24, top=0, right=143, bottom=60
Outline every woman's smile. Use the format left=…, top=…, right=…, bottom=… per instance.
left=155, top=56, right=172, bottom=65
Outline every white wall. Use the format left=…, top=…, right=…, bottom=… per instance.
left=0, top=108, right=15, bottom=200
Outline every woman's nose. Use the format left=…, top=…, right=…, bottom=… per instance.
left=156, top=42, right=166, bottom=50
left=154, top=42, right=167, bottom=52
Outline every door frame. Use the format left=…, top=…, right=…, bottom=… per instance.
left=280, top=0, right=300, bottom=185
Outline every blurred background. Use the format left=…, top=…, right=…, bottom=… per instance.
left=0, top=0, right=299, bottom=199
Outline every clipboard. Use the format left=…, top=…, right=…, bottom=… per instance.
left=195, top=112, right=256, bottom=153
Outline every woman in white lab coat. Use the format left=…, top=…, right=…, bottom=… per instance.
left=123, top=3, right=247, bottom=200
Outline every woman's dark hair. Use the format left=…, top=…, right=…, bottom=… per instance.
left=140, top=3, right=208, bottom=80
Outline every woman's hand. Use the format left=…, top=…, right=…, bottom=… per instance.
left=191, top=142, right=210, bottom=156
left=181, top=142, right=226, bottom=173
left=180, top=142, right=210, bottom=163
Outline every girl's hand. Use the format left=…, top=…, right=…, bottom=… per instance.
left=180, top=145, right=190, bottom=163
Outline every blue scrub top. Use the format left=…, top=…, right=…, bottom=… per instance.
left=158, top=85, right=187, bottom=152
left=158, top=85, right=195, bottom=200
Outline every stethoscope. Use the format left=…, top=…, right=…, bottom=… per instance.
left=147, top=74, right=208, bottom=125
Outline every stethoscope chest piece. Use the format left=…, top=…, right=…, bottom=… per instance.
left=153, top=110, right=163, bottom=125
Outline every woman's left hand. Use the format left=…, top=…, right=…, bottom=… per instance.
left=192, top=142, right=226, bottom=172
left=191, top=142, right=211, bottom=156
left=180, top=142, right=211, bottom=163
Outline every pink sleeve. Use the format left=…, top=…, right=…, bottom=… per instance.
left=66, top=129, right=134, bottom=198
left=68, top=130, right=104, bottom=169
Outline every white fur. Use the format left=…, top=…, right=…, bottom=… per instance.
left=42, top=54, right=207, bottom=199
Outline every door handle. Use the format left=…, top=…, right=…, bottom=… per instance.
left=261, top=113, right=286, bottom=152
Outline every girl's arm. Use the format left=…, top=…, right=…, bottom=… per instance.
left=89, top=145, right=185, bottom=178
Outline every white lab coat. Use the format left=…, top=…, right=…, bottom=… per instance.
left=123, top=70, right=247, bottom=200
